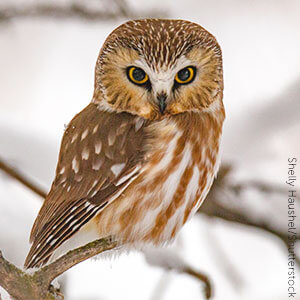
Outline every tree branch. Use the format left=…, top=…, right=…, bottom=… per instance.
left=0, top=157, right=46, bottom=198
left=2, top=156, right=297, bottom=265
left=200, top=164, right=300, bottom=266
left=0, top=1, right=166, bottom=23
left=144, top=248, right=212, bottom=299
left=183, top=267, right=211, bottom=299
left=0, top=236, right=117, bottom=300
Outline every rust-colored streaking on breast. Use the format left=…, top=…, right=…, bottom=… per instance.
left=93, top=103, right=224, bottom=245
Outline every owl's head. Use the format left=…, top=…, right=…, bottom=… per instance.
left=93, top=19, right=223, bottom=120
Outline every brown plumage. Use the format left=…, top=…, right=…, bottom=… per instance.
left=25, top=19, right=225, bottom=268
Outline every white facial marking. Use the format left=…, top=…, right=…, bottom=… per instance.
left=81, top=129, right=89, bottom=141
left=134, top=56, right=193, bottom=99
left=95, top=141, right=102, bottom=154
left=72, top=157, right=79, bottom=173
left=111, top=163, right=126, bottom=177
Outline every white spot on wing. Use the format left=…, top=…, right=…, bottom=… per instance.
left=82, top=147, right=90, bottom=160
left=71, top=133, right=78, bottom=143
left=108, top=131, right=116, bottom=146
left=59, top=167, right=65, bottom=174
left=95, top=141, right=102, bottom=154
left=92, top=124, right=99, bottom=134
left=72, top=157, right=79, bottom=173
left=81, top=129, right=89, bottom=141
left=92, top=158, right=103, bottom=170
left=111, top=163, right=125, bottom=177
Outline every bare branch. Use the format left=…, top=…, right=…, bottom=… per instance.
left=0, top=157, right=46, bottom=198
left=183, top=267, right=211, bottom=299
left=200, top=164, right=300, bottom=266
left=0, top=1, right=167, bottom=23
left=0, top=236, right=117, bottom=300
left=144, top=248, right=212, bottom=299
left=38, top=237, right=117, bottom=286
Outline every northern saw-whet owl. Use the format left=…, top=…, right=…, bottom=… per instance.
left=25, top=19, right=225, bottom=268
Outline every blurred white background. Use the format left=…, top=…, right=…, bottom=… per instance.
left=0, top=0, right=299, bottom=299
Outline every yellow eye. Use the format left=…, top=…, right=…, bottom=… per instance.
left=127, top=66, right=149, bottom=85
left=175, top=67, right=196, bottom=84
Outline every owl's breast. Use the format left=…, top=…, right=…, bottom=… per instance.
left=94, top=112, right=222, bottom=245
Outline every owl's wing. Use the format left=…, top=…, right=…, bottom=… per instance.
left=25, top=103, right=147, bottom=268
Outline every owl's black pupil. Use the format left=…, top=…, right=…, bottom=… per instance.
left=178, top=68, right=190, bottom=81
left=132, top=68, right=145, bottom=81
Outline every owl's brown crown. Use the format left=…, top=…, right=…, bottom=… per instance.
left=100, top=19, right=221, bottom=70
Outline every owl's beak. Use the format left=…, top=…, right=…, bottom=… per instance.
left=157, top=93, right=167, bottom=114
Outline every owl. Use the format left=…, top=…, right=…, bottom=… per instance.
left=24, top=19, right=225, bottom=268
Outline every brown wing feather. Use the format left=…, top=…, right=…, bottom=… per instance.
left=25, top=103, right=147, bottom=268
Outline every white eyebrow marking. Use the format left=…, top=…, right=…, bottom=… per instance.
left=95, top=141, right=102, bottom=154
left=111, top=163, right=125, bottom=177
left=81, top=129, right=89, bottom=140
left=72, top=157, right=79, bottom=173
left=71, top=133, right=78, bottom=143
left=82, top=147, right=90, bottom=160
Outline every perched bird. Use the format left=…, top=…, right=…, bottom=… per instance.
left=25, top=19, right=225, bottom=268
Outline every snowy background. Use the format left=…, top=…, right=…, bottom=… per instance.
left=0, top=0, right=300, bottom=299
